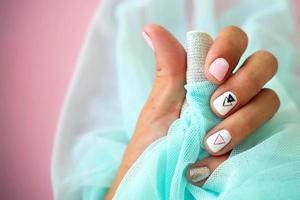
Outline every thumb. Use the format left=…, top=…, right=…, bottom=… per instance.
left=105, top=25, right=188, bottom=199
left=138, top=24, right=187, bottom=137
left=143, top=24, right=186, bottom=106
left=143, top=24, right=186, bottom=83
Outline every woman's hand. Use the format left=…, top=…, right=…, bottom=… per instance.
left=105, top=24, right=279, bottom=199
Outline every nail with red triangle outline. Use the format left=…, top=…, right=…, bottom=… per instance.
left=206, top=129, right=232, bottom=153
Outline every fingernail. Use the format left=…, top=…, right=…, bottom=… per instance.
left=187, top=165, right=210, bottom=183
left=142, top=31, right=154, bottom=51
left=209, top=58, right=229, bottom=81
left=206, top=129, right=231, bottom=153
left=213, top=91, right=237, bottom=116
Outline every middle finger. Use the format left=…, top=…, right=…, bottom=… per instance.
left=210, top=50, right=278, bottom=118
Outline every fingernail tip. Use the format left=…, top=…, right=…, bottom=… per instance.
left=209, top=58, right=229, bottom=81
left=142, top=31, right=154, bottom=50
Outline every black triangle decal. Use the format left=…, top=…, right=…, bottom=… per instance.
left=222, top=94, right=236, bottom=107
left=227, top=94, right=235, bottom=103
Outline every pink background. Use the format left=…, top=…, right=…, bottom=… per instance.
left=0, top=0, right=299, bottom=199
left=1, top=0, right=99, bottom=199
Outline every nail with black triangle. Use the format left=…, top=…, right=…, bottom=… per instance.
left=206, top=129, right=232, bottom=153
left=213, top=91, right=237, bottom=116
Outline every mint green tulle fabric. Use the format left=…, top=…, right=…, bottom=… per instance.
left=114, top=81, right=300, bottom=199
left=51, top=0, right=300, bottom=199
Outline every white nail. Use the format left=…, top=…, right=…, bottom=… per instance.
left=213, top=91, right=237, bottom=116
left=206, top=129, right=231, bottom=153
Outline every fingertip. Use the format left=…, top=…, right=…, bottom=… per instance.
left=143, top=24, right=166, bottom=39
left=142, top=24, right=186, bottom=78
left=261, top=88, right=281, bottom=113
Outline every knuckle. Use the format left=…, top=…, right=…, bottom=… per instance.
left=254, top=50, right=279, bottom=74
left=223, top=26, right=246, bottom=35
left=219, top=39, right=236, bottom=51
left=262, top=88, right=281, bottom=110
left=238, top=72, right=259, bottom=93
left=239, top=111, right=254, bottom=132
left=239, top=70, right=254, bottom=83
left=215, top=26, right=248, bottom=53
left=223, top=26, right=248, bottom=44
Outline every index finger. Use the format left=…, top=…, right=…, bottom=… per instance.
left=204, top=26, right=248, bottom=84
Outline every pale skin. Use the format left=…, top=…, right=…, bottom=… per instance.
left=105, top=24, right=280, bottom=199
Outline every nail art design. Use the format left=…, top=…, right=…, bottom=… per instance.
left=188, top=166, right=210, bottom=183
left=209, top=58, right=229, bottom=81
left=142, top=31, right=154, bottom=51
left=213, top=91, right=237, bottom=116
left=206, top=129, right=231, bottom=153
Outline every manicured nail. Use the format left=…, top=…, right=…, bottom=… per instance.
left=142, top=31, right=154, bottom=51
left=213, top=91, right=237, bottom=116
left=187, top=165, right=210, bottom=183
left=209, top=58, right=229, bottom=81
left=206, top=129, right=231, bottom=153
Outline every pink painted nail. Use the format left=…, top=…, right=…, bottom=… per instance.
left=209, top=58, right=229, bottom=81
left=142, top=31, right=154, bottom=51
